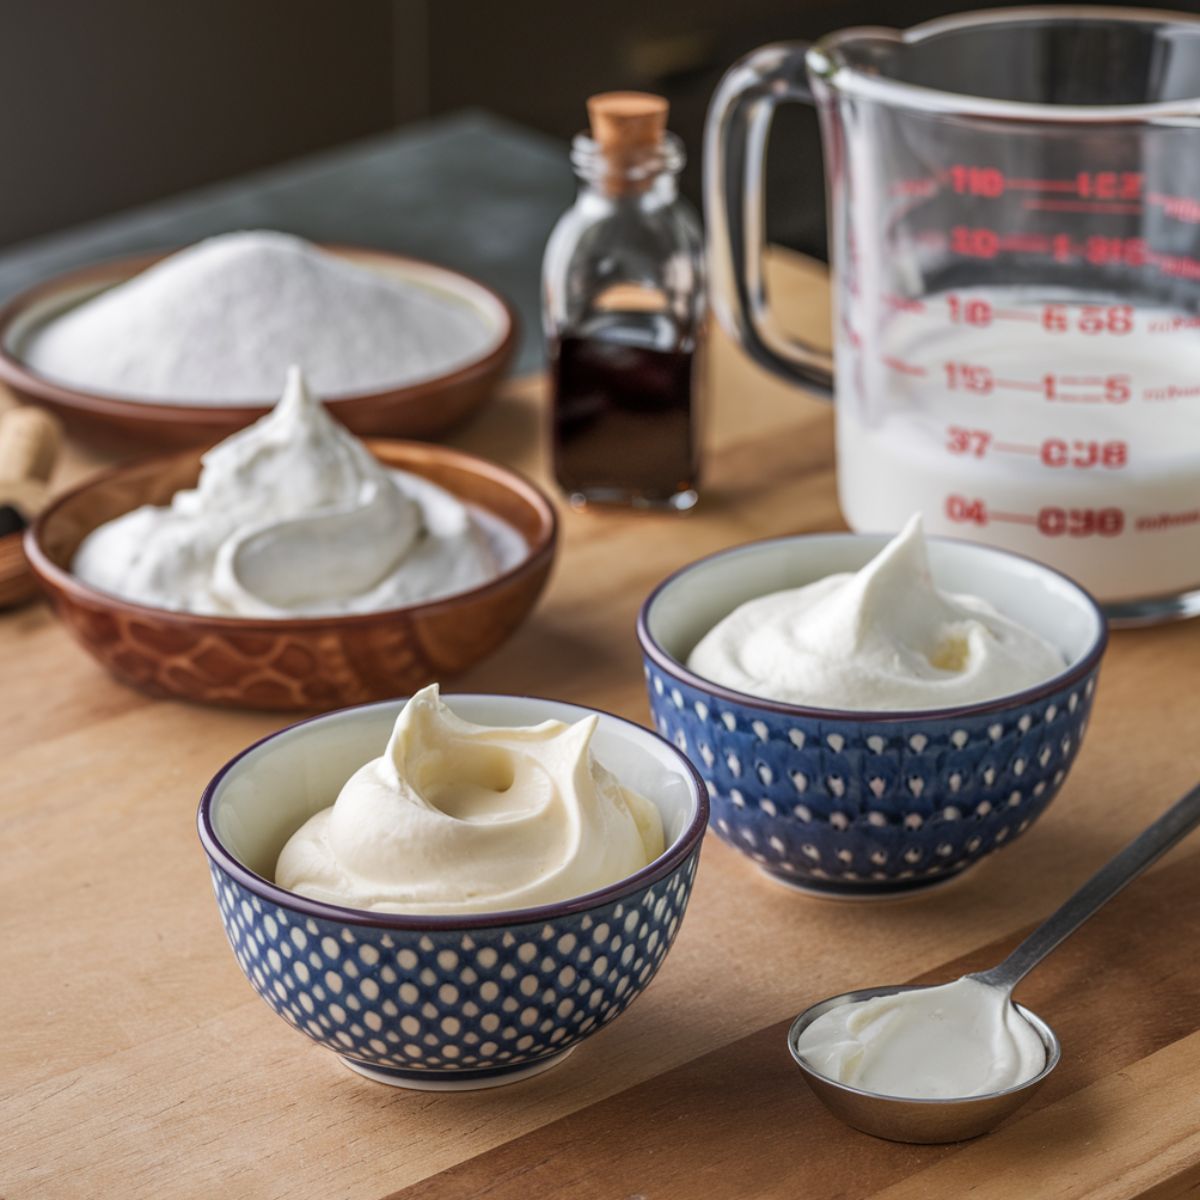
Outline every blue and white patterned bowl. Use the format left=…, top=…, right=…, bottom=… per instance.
left=637, top=533, right=1107, bottom=899
left=198, top=694, right=707, bottom=1089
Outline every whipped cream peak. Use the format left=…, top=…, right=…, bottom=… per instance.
left=73, top=368, right=515, bottom=617
left=795, top=976, right=1047, bottom=1100
left=196, top=363, right=382, bottom=510
left=275, top=686, right=665, bottom=914
left=687, top=515, right=1065, bottom=711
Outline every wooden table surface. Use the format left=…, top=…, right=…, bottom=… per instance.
left=4, top=253, right=1200, bottom=1200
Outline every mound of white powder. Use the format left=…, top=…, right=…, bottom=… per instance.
left=22, top=230, right=498, bottom=404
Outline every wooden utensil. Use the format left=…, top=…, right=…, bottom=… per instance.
left=0, top=404, right=61, bottom=608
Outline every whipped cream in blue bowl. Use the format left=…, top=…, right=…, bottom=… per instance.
left=637, top=518, right=1107, bottom=898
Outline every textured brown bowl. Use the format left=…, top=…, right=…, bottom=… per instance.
left=0, top=245, right=517, bottom=447
left=26, top=441, right=557, bottom=711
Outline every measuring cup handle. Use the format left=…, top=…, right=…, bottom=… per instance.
left=704, top=42, right=834, bottom=398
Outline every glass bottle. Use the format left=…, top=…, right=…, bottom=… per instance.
left=542, top=92, right=705, bottom=511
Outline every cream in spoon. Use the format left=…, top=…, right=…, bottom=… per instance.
left=794, top=976, right=1046, bottom=1100
left=275, top=685, right=666, bottom=915
left=73, top=367, right=519, bottom=616
left=687, top=514, right=1064, bottom=710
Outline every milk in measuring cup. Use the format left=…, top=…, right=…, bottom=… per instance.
left=837, top=288, right=1200, bottom=603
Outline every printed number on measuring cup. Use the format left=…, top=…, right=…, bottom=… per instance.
left=1043, top=374, right=1130, bottom=403
left=947, top=295, right=992, bottom=326
left=1037, top=507, right=1125, bottom=537
left=1041, top=440, right=1128, bottom=469
left=1075, top=171, right=1143, bottom=200
left=944, top=364, right=993, bottom=393
left=1042, top=304, right=1134, bottom=335
left=945, top=495, right=988, bottom=525
left=945, top=427, right=991, bottom=457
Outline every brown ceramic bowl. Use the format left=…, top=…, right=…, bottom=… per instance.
left=26, top=441, right=557, bottom=711
left=0, top=245, right=517, bottom=447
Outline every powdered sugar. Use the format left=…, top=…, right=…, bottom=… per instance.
left=21, top=230, right=499, bottom=404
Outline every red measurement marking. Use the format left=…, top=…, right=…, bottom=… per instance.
left=1147, top=315, right=1200, bottom=334
left=1043, top=372, right=1130, bottom=403
left=944, top=495, right=988, bottom=525
left=1022, top=199, right=1144, bottom=215
left=943, top=363, right=993, bottom=393
left=946, top=166, right=1005, bottom=196
left=998, top=234, right=1051, bottom=252
left=1076, top=171, right=1143, bottom=200
left=951, top=226, right=1001, bottom=258
left=991, top=441, right=1040, bottom=455
left=1042, top=439, right=1128, bottom=469
left=882, top=357, right=926, bottom=376
left=1146, top=251, right=1200, bottom=281
left=1042, top=304, right=1134, bottom=335
left=891, top=178, right=938, bottom=198
left=1143, top=383, right=1200, bottom=402
left=1005, top=178, right=1079, bottom=192
left=988, top=510, right=1039, bottom=526
left=945, top=427, right=991, bottom=457
left=946, top=295, right=993, bottom=326
left=1137, top=509, right=1200, bottom=531
left=882, top=294, right=925, bottom=313
left=1146, top=192, right=1200, bottom=223
left=1038, top=507, right=1125, bottom=537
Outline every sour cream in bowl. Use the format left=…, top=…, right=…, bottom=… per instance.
left=637, top=520, right=1106, bottom=898
left=198, top=689, right=707, bottom=1089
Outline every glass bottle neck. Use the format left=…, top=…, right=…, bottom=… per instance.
left=570, top=130, right=685, bottom=205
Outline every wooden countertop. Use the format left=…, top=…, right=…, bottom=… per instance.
left=4, top=252, right=1200, bottom=1200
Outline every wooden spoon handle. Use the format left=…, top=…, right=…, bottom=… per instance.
left=0, top=406, right=61, bottom=487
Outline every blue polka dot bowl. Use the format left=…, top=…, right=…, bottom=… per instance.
left=198, top=694, right=707, bottom=1090
left=637, top=533, right=1106, bottom=899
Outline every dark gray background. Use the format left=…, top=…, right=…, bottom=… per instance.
left=2, top=0, right=1195, bottom=370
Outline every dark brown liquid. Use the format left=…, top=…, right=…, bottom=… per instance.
left=551, top=326, right=700, bottom=508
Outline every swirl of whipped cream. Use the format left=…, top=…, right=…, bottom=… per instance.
left=275, top=685, right=665, bottom=915
left=687, top=514, right=1065, bottom=711
left=73, top=367, right=508, bottom=616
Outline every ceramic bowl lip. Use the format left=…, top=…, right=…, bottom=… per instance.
left=197, top=692, right=710, bottom=933
left=0, top=242, right=517, bottom=413
left=636, top=530, right=1108, bottom=724
left=25, top=437, right=558, bottom=632
left=785, top=983, right=1062, bottom=1106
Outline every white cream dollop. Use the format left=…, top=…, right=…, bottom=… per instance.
left=73, top=367, right=518, bottom=616
left=687, top=515, right=1064, bottom=710
left=795, top=977, right=1047, bottom=1099
left=275, top=685, right=666, bottom=915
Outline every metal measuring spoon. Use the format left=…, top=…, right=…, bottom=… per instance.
left=787, top=780, right=1200, bottom=1144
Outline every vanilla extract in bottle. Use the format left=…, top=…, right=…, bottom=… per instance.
left=543, top=92, right=705, bottom=510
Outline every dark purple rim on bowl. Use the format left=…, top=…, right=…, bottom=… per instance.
left=636, top=530, right=1109, bottom=724
left=197, top=692, right=709, bottom=932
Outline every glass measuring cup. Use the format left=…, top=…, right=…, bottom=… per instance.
left=706, top=7, right=1200, bottom=623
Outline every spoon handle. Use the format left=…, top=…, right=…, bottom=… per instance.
left=974, top=779, right=1200, bottom=994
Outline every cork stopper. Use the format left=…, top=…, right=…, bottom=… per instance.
left=587, top=92, right=669, bottom=152
left=586, top=92, right=669, bottom=194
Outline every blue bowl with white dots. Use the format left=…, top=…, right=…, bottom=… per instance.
left=637, top=532, right=1107, bottom=899
left=198, top=694, right=707, bottom=1090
